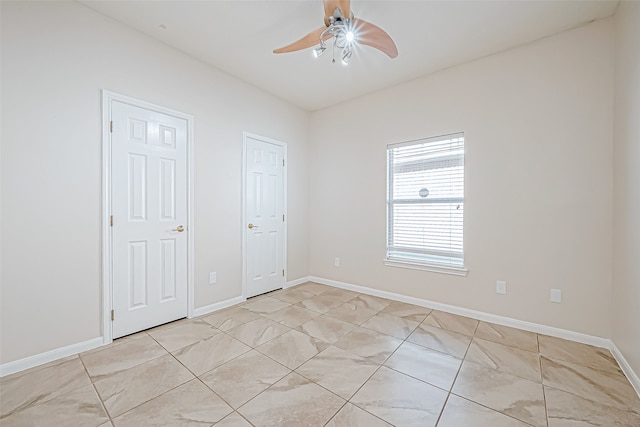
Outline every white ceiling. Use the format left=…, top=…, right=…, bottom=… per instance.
left=79, top=0, right=618, bottom=111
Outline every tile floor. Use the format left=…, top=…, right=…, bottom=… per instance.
left=1, top=282, right=639, bottom=426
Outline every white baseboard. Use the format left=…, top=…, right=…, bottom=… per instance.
left=286, top=276, right=311, bottom=288
left=307, top=276, right=612, bottom=348
left=0, top=337, right=103, bottom=378
left=191, top=296, right=246, bottom=318
left=306, top=276, right=640, bottom=397
left=1, top=295, right=246, bottom=378
left=610, top=342, right=640, bottom=398
left=4, top=276, right=638, bottom=399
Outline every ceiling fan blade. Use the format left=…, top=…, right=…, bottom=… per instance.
left=273, top=26, right=334, bottom=54
left=324, top=0, right=339, bottom=20
left=353, top=18, right=398, bottom=58
left=338, top=0, right=351, bottom=19
left=324, top=0, right=351, bottom=25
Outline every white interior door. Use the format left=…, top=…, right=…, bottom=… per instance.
left=244, top=134, right=286, bottom=298
left=111, top=100, right=188, bottom=338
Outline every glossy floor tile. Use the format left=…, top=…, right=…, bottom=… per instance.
left=94, top=353, right=194, bottom=418
left=226, top=318, right=289, bottom=347
left=325, top=402, right=391, bottom=426
left=349, top=294, right=392, bottom=312
left=200, top=350, right=290, bottom=408
left=545, top=386, right=640, bottom=426
left=171, top=332, right=251, bottom=375
left=333, top=326, right=403, bottom=363
left=112, top=379, right=232, bottom=426
left=3, top=281, right=639, bottom=427
left=321, top=288, right=359, bottom=302
left=201, top=306, right=260, bottom=331
left=296, top=346, right=378, bottom=399
left=80, top=334, right=167, bottom=381
left=297, top=294, right=346, bottom=314
left=241, top=297, right=291, bottom=315
left=407, top=322, right=472, bottom=357
left=1, top=384, right=108, bottom=427
left=474, top=321, right=539, bottom=352
left=360, top=312, right=420, bottom=339
left=1, top=357, right=91, bottom=417
left=423, top=310, right=479, bottom=336
left=437, top=394, right=531, bottom=427
left=147, top=318, right=220, bottom=353
left=270, top=288, right=316, bottom=304
left=294, top=282, right=332, bottom=295
left=325, top=300, right=379, bottom=325
left=465, top=337, right=541, bottom=382
left=296, top=314, right=356, bottom=343
left=538, top=334, right=622, bottom=375
left=351, top=366, right=448, bottom=426
left=452, top=360, right=547, bottom=427
left=256, top=329, right=329, bottom=369
left=384, top=341, right=462, bottom=390
left=380, top=301, right=431, bottom=322
left=264, top=304, right=320, bottom=328
left=541, top=355, right=640, bottom=413
left=237, top=372, right=345, bottom=427
left=215, top=412, right=253, bottom=426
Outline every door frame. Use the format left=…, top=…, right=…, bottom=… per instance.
left=101, top=90, right=195, bottom=344
left=241, top=132, right=288, bottom=298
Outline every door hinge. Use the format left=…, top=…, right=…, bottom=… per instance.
left=282, top=269, right=285, bottom=277
left=110, top=121, right=113, bottom=133
left=282, top=214, right=285, bottom=222
left=111, top=310, right=115, bottom=321
left=110, top=215, right=113, bottom=227
left=282, top=159, right=285, bottom=167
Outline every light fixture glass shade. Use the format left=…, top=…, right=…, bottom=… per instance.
left=313, top=45, right=326, bottom=58
left=341, top=48, right=352, bottom=65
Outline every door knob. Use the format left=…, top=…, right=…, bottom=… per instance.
left=173, top=225, right=185, bottom=232
left=248, top=223, right=259, bottom=229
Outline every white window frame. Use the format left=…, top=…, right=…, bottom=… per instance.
left=384, top=133, right=468, bottom=276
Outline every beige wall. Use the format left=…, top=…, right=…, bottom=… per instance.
left=309, top=19, right=614, bottom=338
left=0, top=1, right=309, bottom=364
left=612, top=2, right=640, bottom=375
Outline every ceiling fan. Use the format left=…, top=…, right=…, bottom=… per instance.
left=273, top=0, right=398, bottom=64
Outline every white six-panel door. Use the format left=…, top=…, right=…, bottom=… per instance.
left=111, top=100, right=188, bottom=338
left=244, top=135, right=286, bottom=298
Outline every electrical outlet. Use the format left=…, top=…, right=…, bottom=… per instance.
left=550, top=289, right=562, bottom=303
left=334, top=257, right=340, bottom=267
left=209, top=272, right=217, bottom=285
left=496, top=280, right=507, bottom=295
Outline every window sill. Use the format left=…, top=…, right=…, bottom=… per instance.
left=383, top=259, right=468, bottom=276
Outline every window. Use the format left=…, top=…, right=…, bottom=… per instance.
left=386, top=133, right=466, bottom=275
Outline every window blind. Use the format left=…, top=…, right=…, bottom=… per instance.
left=387, top=133, right=464, bottom=267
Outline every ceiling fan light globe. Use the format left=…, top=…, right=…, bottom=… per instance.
left=345, top=30, right=354, bottom=42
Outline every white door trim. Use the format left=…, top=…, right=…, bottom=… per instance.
left=101, top=90, right=195, bottom=344
left=241, top=132, right=288, bottom=298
